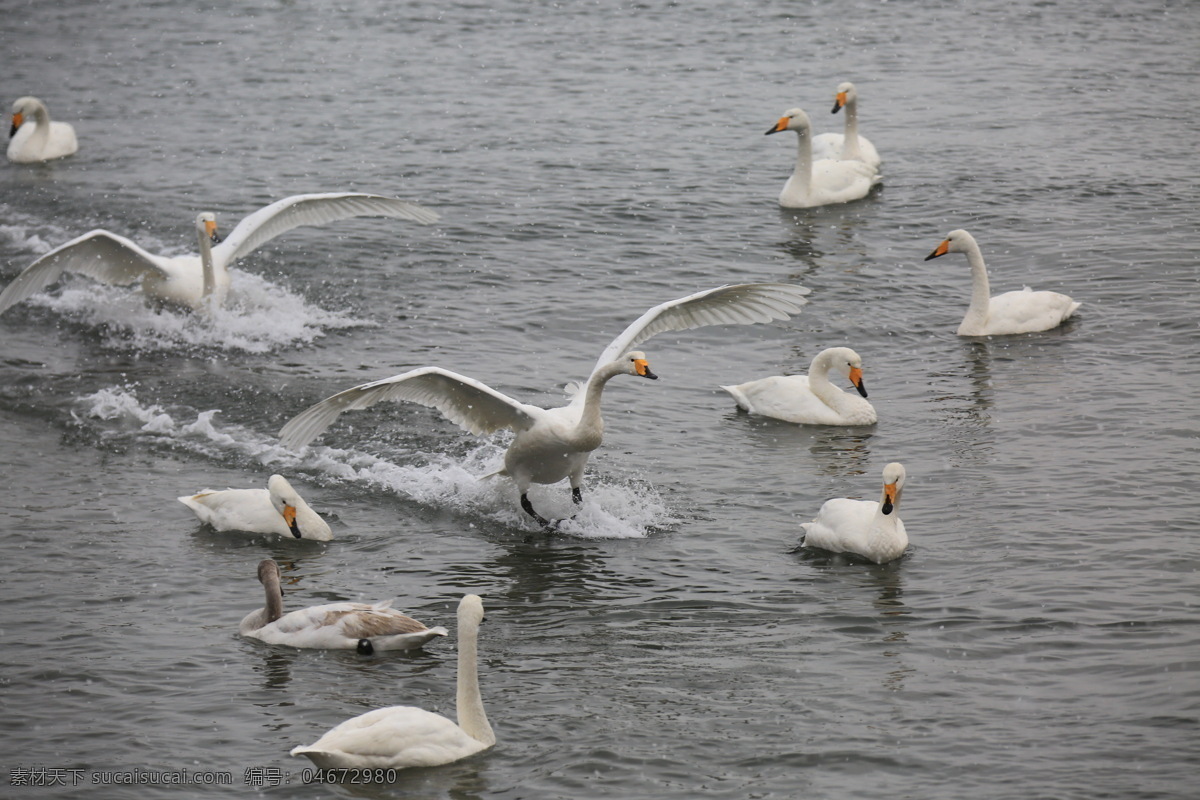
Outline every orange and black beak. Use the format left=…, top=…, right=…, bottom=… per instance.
left=925, top=239, right=949, bottom=261
left=205, top=218, right=221, bottom=244
left=832, top=91, right=847, bottom=114
left=9, top=112, right=23, bottom=138
left=282, top=505, right=301, bottom=538
left=634, top=358, right=658, bottom=380
left=849, top=366, right=868, bottom=398
left=881, top=481, right=899, bottom=515
left=764, top=116, right=789, bottom=136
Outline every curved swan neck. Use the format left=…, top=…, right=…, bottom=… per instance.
left=962, top=237, right=992, bottom=321
left=579, top=360, right=626, bottom=430
left=455, top=615, right=494, bottom=745
left=809, top=354, right=848, bottom=410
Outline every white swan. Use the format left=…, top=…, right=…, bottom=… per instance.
left=925, top=229, right=1081, bottom=336
left=765, top=107, right=880, bottom=208
left=291, top=593, right=493, bottom=768
left=8, top=96, right=77, bottom=163
left=178, top=474, right=333, bottom=541
left=720, top=347, right=876, bottom=425
left=279, top=283, right=810, bottom=527
left=0, top=192, right=438, bottom=316
left=800, top=462, right=908, bottom=564
left=811, top=82, right=882, bottom=168
left=241, top=560, right=447, bottom=654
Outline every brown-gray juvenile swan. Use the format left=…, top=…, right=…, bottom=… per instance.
left=241, top=560, right=446, bottom=654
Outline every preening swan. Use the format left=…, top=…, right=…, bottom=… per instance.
left=8, top=96, right=77, bottom=163
left=721, top=346, right=876, bottom=425
left=241, top=560, right=447, bottom=654
left=800, top=462, right=908, bottom=564
left=178, top=474, right=332, bottom=541
left=279, top=283, right=810, bottom=527
left=0, top=193, right=438, bottom=316
left=291, top=593, right=493, bottom=768
left=925, top=229, right=1081, bottom=336
left=765, top=107, right=880, bottom=208
left=811, top=82, right=882, bottom=168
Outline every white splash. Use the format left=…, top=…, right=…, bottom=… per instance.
left=77, top=385, right=674, bottom=539
left=28, top=269, right=370, bottom=354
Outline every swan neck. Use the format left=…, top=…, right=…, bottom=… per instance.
left=791, top=129, right=813, bottom=194
left=262, top=574, right=284, bottom=624
left=809, top=356, right=847, bottom=410
left=841, top=99, right=862, bottom=160
left=580, top=360, right=623, bottom=431
left=196, top=226, right=216, bottom=299
left=455, top=617, right=494, bottom=745
left=964, top=240, right=992, bottom=317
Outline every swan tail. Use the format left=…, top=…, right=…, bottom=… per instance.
left=719, top=384, right=751, bottom=412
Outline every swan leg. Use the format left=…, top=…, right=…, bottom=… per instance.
left=520, top=493, right=552, bottom=527
left=571, top=487, right=583, bottom=505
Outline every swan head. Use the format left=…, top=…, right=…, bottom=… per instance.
left=10, top=96, right=43, bottom=137
left=195, top=211, right=221, bottom=244
left=925, top=229, right=976, bottom=261
left=880, top=462, right=906, bottom=515
left=267, top=474, right=303, bottom=539
left=820, top=346, right=868, bottom=398
left=832, top=82, right=857, bottom=114
left=257, top=559, right=283, bottom=592
left=765, top=108, right=811, bottom=137
left=458, top=594, right=485, bottom=628
left=623, top=351, right=658, bottom=380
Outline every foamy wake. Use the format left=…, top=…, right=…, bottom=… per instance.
left=77, top=385, right=674, bottom=539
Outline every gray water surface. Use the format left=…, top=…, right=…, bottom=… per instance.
left=1, top=1, right=1197, bottom=798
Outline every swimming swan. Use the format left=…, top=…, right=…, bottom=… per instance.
left=765, top=107, right=880, bottom=208
left=291, top=593, right=492, bottom=768
left=0, top=193, right=438, bottom=316
left=241, top=560, right=447, bottom=654
left=925, top=229, right=1081, bottom=336
left=279, top=283, right=810, bottom=527
left=720, top=346, right=876, bottom=425
left=800, top=462, right=908, bottom=564
left=811, top=82, right=881, bottom=168
left=8, top=96, right=77, bottom=163
left=178, top=474, right=333, bottom=541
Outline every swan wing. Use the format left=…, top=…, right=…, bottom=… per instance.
left=589, top=283, right=810, bottom=378
left=279, top=366, right=538, bottom=449
left=213, top=192, right=438, bottom=265
left=0, top=230, right=171, bottom=315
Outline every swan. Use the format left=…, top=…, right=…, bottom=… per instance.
left=811, top=82, right=882, bottom=168
left=279, top=283, right=810, bottom=527
left=241, top=560, right=447, bottom=654
left=925, top=229, right=1081, bottom=336
left=0, top=192, right=438, bottom=316
left=178, top=474, right=333, bottom=541
left=765, top=107, right=880, bottom=208
left=8, top=96, right=77, bottom=163
left=800, top=462, right=908, bottom=564
left=291, top=593, right=492, bottom=768
left=720, top=346, right=876, bottom=425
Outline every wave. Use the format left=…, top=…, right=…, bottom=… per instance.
left=77, top=385, right=674, bottom=539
